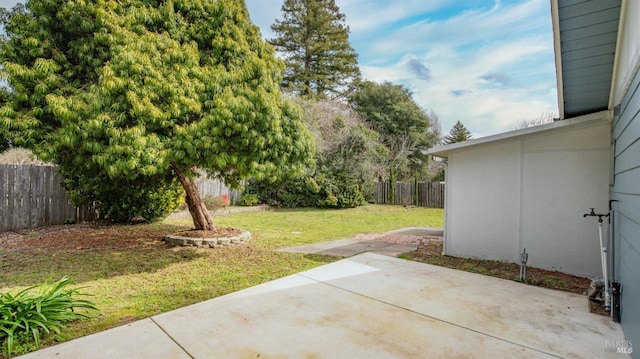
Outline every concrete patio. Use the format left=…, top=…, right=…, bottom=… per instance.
left=18, top=251, right=627, bottom=358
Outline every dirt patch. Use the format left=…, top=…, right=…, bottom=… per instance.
left=0, top=221, right=179, bottom=253
left=404, top=239, right=591, bottom=295
left=174, top=227, right=242, bottom=238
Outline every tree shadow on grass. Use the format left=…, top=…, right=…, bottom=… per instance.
left=0, top=245, right=208, bottom=288
left=303, top=253, right=342, bottom=263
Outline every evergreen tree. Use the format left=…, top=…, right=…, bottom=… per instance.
left=0, top=0, right=313, bottom=229
left=350, top=81, right=435, bottom=203
left=270, top=0, right=361, bottom=100
left=0, top=87, right=11, bottom=152
left=443, top=121, right=473, bottom=144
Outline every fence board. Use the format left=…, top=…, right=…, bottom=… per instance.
left=0, top=165, right=7, bottom=230
left=0, top=164, right=97, bottom=232
left=372, top=181, right=444, bottom=208
left=0, top=164, right=248, bottom=232
left=194, top=177, right=242, bottom=204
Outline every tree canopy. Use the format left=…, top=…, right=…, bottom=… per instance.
left=0, top=0, right=313, bottom=229
left=247, top=98, right=387, bottom=208
left=350, top=81, right=435, bottom=182
left=0, top=87, right=11, bottom=152
left=443, top=121, right=473, bottom=144
left=270, top=0, right=361, bottom=100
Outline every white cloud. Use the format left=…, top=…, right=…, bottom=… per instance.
left=351, top=0, right=558, bottom=136
left=0, top=0, right=20, bottom=9
left=1, top=0, right=559, bottom=138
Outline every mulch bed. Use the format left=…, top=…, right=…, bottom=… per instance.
left=0, top=221, right=172, bottom=253
left=0, top=222, right=246, bottom=254
left=410, top=239, right=592, bottom=295
left=174, top=228, right=242, bottom=238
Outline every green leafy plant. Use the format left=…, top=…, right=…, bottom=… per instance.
left=0, top=277, right=97, bottom=356
left=238, top=194, right=260, bottom=207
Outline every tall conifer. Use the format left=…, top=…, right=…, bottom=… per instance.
left=270, top=0, right=361, bottom=100
left=443, top=121, right=473, bottom=144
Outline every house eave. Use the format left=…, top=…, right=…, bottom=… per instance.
left=551, top=0, right=565, bottom=119
left=427, top=110, right=611, bottom=158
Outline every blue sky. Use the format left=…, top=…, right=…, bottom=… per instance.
left=245, top=0, right=559, bottom=138
left=0, top=0, right=559, bottom=138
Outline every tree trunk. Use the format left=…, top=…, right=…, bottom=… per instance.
left=171, top=164, right=215, bottom=231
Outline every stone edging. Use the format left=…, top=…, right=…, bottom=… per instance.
left=164, top=230, right=252, bottom=248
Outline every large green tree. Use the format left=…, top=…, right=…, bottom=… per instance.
left=270, top=0, right=361, bottom=100
left=350, top=81, right=435, bottom=181
left=443, top=121, right=473, bottom=144
left=0, top=0, right=313, bottom=229
left=247, top=98, right=387, bottom=208
left=0, top=87, right=11, bottom=152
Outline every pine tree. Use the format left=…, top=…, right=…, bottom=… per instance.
left=0, top=0, right=314, bottom=229
left=443, top=121, right=473, bottom=144
left=270, top=0, right=361, bottom=100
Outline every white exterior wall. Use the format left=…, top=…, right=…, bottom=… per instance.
left=444, top=118, right=610, bottom=277
left=446, top=141, right=521, bottom=262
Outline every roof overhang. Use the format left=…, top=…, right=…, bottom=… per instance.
left=427, top=110, right=611, bottom=158
left=551, top=0, right=623, bottom=119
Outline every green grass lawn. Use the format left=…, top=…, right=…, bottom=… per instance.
left=0, top=205, right=443, bottom=356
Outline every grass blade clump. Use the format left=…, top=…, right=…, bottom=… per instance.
left=0, top=277, right=97, bottom=355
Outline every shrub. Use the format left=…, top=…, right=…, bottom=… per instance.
left=238, top=193, right=260, bottom=206
left=63, top=173, right=184, bottom=223
left=0, top=277, right=97, bottom=356
left=246, top=174, right=366, bottom=209
left=315, top=174, right=366, bottom=208
left=202, top=195, right=230, bottom=210
left=96, top=178, right=184, bottom=223
left=245, top=176, right=321, bottom=208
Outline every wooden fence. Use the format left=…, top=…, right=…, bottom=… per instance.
left=0, top=164, right=243, bottom=232
left=194, top=177, right=242, bottom=205
left=372, top=181, right=445, bottom=208
left=0, top=164, right=96, bottom=232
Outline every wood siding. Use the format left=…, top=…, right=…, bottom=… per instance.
left=611, top=68, right=640, bottom=347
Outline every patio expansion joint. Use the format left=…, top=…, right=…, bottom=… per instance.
left=150, top=317, right=196, bottom=359
left=297, top=273, right=565, bottom=359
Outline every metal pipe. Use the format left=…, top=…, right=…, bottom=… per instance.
left=583, top=208, right=611, bottom=311
left=612, top=282, right=621, bottom=322
left=598, top=219, right=611, bottom=310
left=609, top=199, right=618, bottom=282
left=519, top=248, right=528, bottom=281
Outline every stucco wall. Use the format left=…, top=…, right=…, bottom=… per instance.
left=446, top=141, right=521, bottom=262
left=445, top=118, right=610, bottom=277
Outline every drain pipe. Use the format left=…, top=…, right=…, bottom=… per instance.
left=584, top=208, right=611, bottom=310
left=519, top=248, right=528, bottom=281
left=609, top=199, right=621, bottom=323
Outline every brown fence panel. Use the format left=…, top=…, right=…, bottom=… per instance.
left=194, top=177, right=242, bottom=204
left=0, top=164, right=97, bottom=232
left=419, top=181, right=445, bottom=208
left=373, top=181, right=444, bottom=208
left=0, top=164, right=248, bottom=232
